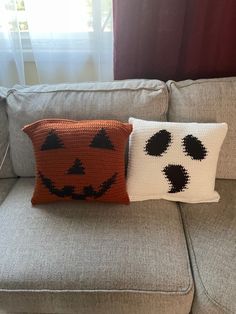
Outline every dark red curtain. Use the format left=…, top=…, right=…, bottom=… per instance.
left=113, top=0, right=236, bottom=81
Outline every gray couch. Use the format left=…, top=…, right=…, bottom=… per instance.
left=0, top=78, right=235, bottom=314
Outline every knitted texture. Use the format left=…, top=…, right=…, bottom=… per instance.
left=127, top=118, right=228, bottom=203
left=22, top=119, right=132, bottom=204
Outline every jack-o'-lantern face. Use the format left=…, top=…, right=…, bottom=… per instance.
left=23, top=119, right=132, bottom=205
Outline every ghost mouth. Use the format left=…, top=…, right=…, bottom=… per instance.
left=162, top=164, right=189, bottom=193
left=38, top=171, right=117, bottom=200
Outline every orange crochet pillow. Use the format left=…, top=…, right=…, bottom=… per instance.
left=22, top=119, right=132, bottom=205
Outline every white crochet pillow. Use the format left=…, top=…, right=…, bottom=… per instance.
left=127, top=118, right=228, bottom=203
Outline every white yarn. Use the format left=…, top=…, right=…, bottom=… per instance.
left=127, top=118, right=228, bottom=203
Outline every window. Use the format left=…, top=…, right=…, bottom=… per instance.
left=0, top=0, right=113, bottom=83
left=9, top=0, right=112, bottom=32
left=5, top=0, right=112, bottom=61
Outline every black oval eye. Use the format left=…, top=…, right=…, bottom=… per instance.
left=145, top=129, right=172, bottom=156
left=182, top=135, right=207, bottom=161
left=41, top=129, right=64, bottom=150
left=90, top=128, right=115, bottom=150
left=67, top=159, right=85, bottom=175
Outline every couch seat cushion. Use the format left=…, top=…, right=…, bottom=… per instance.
left=0, top=179, right=193, bottom=314
left=0, top=178, right=17, bottom=205
left=181, top=179, right=236, bottom=314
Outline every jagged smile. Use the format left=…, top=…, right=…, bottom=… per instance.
left=38, top=171, right=117, bottom=200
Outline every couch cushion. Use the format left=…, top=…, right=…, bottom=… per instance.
left=0, top=88, right=15, bottom=178
left=167, top=77, right=236, bottom=179
left=0, top=178, right=17, bottom=205
left=0, top=179, right=193, bottom=314
left=180, top=179, right=236, bottom=314
left=6, top=80, right=168, bottom=177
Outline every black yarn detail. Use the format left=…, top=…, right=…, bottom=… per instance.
left=145, top=130, right=172, bottom=156
left=72, top=173, right=117, bottom=200
left=90, top=128, right=115, bottom=150
left=182, top=135, right=207, bottom=161
left=163, top=164, right=190, bottom=193
left=41, top=130, right=64, bottom=151
left=38, top=171, right=74, bottom=197
left=93, top=173, right=117, bottom=199
left=67, top=159, right=85, bottom=175
left=38, top=171, right=117, bottom=200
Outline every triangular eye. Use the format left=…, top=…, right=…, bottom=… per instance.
left=67, top=159, right=85, bottom=175
left=89, top=128, right=115, bottom=150
left=41, top=130, right=64, bottom=150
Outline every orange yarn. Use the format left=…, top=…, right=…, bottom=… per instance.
left=22, top=119, right=132, bottom=205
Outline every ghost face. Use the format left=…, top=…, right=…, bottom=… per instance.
left=144, top=128, right=207, bottom=194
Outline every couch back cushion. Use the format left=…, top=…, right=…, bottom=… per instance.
left=7, top=80, right=168, bottom=177
left=0, top=88, right=16, bottom=178
left=167, top=77, right=236, bottom=179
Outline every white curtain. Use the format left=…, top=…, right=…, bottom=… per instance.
left=0, top=0, right=25, bottom=87
left=0, top=0, right=113, bottom=86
